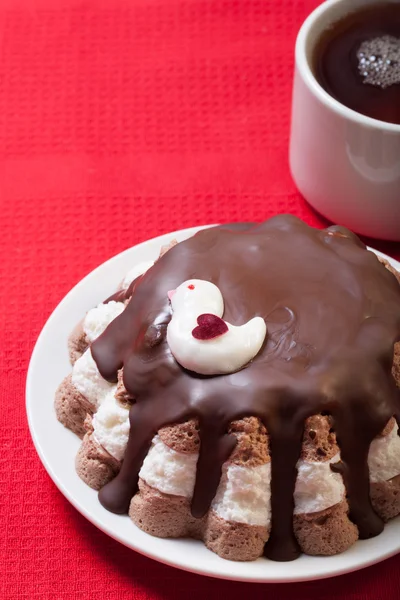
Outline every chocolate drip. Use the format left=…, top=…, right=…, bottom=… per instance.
left=105, top=275, right=143, bottom=305
left=92, top=215, right=400, bottom=561
left=191, top=418, right=237, bottom=519
left=264, top=396, right=308, bottom=561
left=331, top=393, right=388, bottom=539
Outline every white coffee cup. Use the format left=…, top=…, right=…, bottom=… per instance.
left=290, top=0, right=400, bottom=241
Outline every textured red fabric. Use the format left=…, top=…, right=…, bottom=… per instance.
left=1, top=0, right=400, bottom=598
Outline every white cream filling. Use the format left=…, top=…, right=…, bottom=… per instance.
left=92, top=389, right=130, bottom=461
left=72, top=349, right=115, bottom=407
left=368, top=425, right=400, bottom=482
left=139, top=435, right=198, bottom=497
left=212, top=462, right=271, bottom=526
left=294, top=455, right=344, bottom=515
left=121, top=260, right=154, bottom=290
left=83, top=301, right=125, bottom=343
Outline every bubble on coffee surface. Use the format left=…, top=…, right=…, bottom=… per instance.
left=357, top=35, right=400, bottom=89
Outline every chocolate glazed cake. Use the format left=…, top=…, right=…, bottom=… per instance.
left=55, top=215, right=400, bottom=562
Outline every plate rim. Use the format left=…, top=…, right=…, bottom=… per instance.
left=26, top=223, right=400, bottom=583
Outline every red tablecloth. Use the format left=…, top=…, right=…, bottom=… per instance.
left=1, top=0, right=400, bottom=598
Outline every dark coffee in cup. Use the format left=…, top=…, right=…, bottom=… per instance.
left=314, top=3, right=400, bottom=125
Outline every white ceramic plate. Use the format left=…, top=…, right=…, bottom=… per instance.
left=26, top=225, right=400, bottom=583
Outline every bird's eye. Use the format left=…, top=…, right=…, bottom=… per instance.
left=188, top=284, right=195, bottom=290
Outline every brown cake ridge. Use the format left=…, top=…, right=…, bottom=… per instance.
left=55, top=374, right=95, bottom=438
left=76, top=430, right=120, bottom=490
left=301, top=415, right=339, bottom=462
left=293, top=500, right=358, bottom=556
left=370, top=474, right=400, bottom=521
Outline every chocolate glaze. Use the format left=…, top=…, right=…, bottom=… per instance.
left=91, top=215, right=400, bottom=561
left=105, top=275, right=143, bottom=304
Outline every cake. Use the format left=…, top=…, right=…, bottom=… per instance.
left=55, top=216, right=400, bottom=562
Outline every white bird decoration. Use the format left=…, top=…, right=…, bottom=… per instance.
left=166, top=279, right=267, bottom=375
